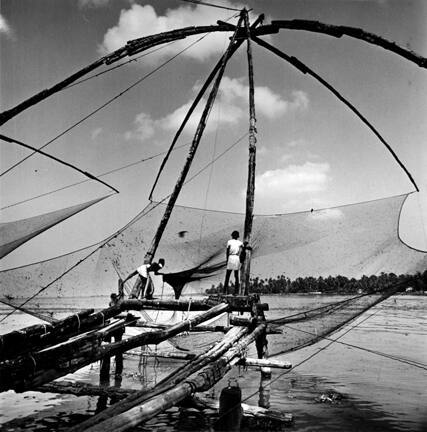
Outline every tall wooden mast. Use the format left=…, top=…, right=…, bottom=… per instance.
left=143, top=17, right=244, bottom=265
left=240, top=9, right=257, bottom=296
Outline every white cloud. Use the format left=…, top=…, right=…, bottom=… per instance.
left=255, top=162, right=331, bottom=198
left=124, top=76, right=308, bottom=141
left=91, top=127, right=103, bottom=140
left=0, top=14, right=12, bottom=36
left=220, top=77, right=309, bottom=119
left=99, top=3, right=243, bottom=62
left=125, top=112, right=156, bottom=141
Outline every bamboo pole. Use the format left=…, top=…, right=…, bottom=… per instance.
left=36, top=380, right=135, bottom=399
left=240, top=357, right=291, bottom=369
left=120, top=298, right=268, bottom=312
left=1, top=19, right=424, bottom=126
left=148, top=15, right=265, bottom=202
left=143, top=17, right=245, bottom=265
left=0, top=303, right=230, bottom=392
left=0, top=308, right=124, bottom=361
left=132, top=321, right=230, bottom=333
left=271, top=20, right=427, bottom=68
left=240, top=9, right=257, bottom=296
left=0, top=24, right=237, bottom=126
left=148, top=38, right=245, bottom=200
left=82, top=324, right=266, bottom=432
left=251, top=35, right=420, bottom=193
left=68, top=325, right=247, bottom=431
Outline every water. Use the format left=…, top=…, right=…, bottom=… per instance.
left=0, top=295, right=426, bottom=431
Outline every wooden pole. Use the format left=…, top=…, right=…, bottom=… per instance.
left=0, top=24, right=239, bottom=126
left=0, top=307, right=125, bottom=361
left=143, top=18, right=244, bottom=265
left=0, top=303, right=230, bottom=392
left=250, top=35, right=419, bottom=193
left=120, top=298, right=268, bottom=312
left=68, top=325, right=247, bottom=431
left=82, top=324, right=266, bottom=432
left=240, top=10, right=257, bottom=296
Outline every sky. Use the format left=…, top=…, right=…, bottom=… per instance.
left=0, top=0, right=426, bottom=268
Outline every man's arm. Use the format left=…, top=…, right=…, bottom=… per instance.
left=122, top=270, right=138, bottom=283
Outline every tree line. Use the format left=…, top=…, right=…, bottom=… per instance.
left=206, top=270, right=427, bottom=295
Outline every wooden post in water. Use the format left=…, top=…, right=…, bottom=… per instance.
left=240, top=9, right=257, bottom=296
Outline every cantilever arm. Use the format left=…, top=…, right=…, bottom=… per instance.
left=251, top=36, right=419, bottom=193
left=270, top=20, right=427, bottom=68
left=0, top=24, right=237, bottom=126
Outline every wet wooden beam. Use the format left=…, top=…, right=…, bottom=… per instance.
left=120, top=297, right=268, bottom=313
left=69, top=326, right=248, bottom=431
left=239, top=357, right=291, bottom=369
left=82, top=324, right=266, bottom=432
left=0, top=307, right=123, bottom=361
left=0, top=303, right=230, bottom=392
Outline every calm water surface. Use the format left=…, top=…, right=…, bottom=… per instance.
left=0, top=294, right=426, bottom=431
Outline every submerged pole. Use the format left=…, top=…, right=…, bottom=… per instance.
left=240, top=9, right=257, bottom=296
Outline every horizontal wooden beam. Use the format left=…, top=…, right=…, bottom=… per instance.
left=239, top=357, right=291, bottom=369
left=120, top=297, right=268, bottom=312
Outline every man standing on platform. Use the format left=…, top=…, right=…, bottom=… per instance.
left=224, top=231, right=243, bottom=295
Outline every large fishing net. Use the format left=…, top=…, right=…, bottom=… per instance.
left=0, top=192, right=425, bottom=299
left=0, top=192, right=425, bottom=353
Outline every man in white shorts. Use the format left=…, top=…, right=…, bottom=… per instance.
left=223, top=230, right=243, bottom=295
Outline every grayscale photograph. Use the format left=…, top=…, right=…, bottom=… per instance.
left=0, top=1, right=426, bottom=431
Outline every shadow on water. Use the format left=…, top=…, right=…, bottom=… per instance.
left=2, top=369, right=425, bottom=432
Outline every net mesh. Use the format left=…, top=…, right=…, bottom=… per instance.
left=0, top=196, right=108, bottom=260
left=0, top=193, right=425, bottom=301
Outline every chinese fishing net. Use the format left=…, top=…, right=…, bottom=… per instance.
left=0, top=192, right=425, bottom=354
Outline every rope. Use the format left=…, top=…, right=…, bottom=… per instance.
left=0, top=131, right=248, bottom=324
left=75, top=313, right=81, bottom=332
left=216, top=297, right=424, bottom=425
left=277, top=323, right=427, bottom=370
left=1, top=143, right=189, bottom=210
left=64, top=42, right=179, bottom=91
left=0, top=34, right=210, bottom=178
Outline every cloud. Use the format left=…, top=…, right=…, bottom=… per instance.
left=124, top=76, right=308, bottom=141
left=0, top=14, right=12, bottom=36
left=78, top=0, right=111, bottom=7
left=220, top=78, right=309, bottom=119
left=99, top=2, right=243, bottom=61
left=255, top=162, right=331, bottom=198
left=125, top=112, right=156, bottom=142
left=91, top=127, right=103, bottom=140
